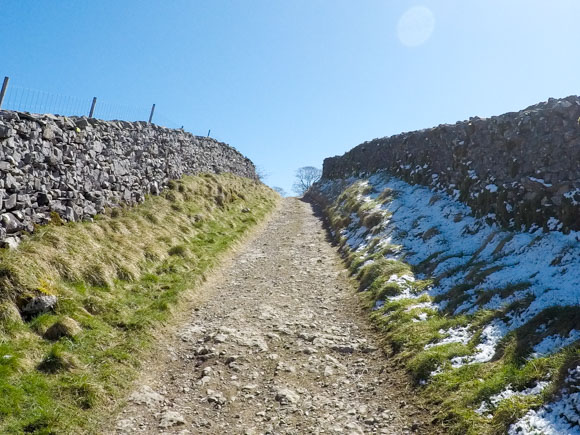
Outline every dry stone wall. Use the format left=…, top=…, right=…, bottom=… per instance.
left=0, top=110, right=257, bottom=246
left=322, top=96, right=580, bottom=232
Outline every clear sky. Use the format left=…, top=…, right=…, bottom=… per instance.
left=2, top=1, right=580, bottom=194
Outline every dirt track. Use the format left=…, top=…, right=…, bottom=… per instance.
left=112, top=198, right=428, bottom=434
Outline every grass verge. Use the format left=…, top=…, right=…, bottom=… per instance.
left=0, top=173, right=279, bottom=434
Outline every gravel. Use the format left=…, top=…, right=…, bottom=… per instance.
left=112, top=198, right=432, bottom=434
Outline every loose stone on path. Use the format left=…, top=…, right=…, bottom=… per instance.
left=112, top=198, right=428, bottom=434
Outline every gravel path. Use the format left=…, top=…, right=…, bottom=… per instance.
left=112, top=198, right=426, bottom=434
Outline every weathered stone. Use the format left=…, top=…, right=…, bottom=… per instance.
left=1, top=213, right=19, bottom=233
left=32, top=212, right=50, bottom=224
left=0, top=111, right=19, bottom=121
left=0, top=124, right=13, bottom=139
left=42, top=126, right=55, bottom=140
left=92, top=141, right=104, bottom=153
left=83, top=204, right=97, bottom=216
left=5, top=174, right=18, bottom=191
left=5, top=194, right=18, bottom=210
left=129, top=386, right=165, bottom=406
left=63, top=206, right=75, bottom=221
left=21, top=295, right=58, bottom=316
left=275, top=387, right=300, bottom=405
left=18, top=193, right=30, bottom=206
left=2, top=236, right=20, bottom=249
left=158, top=410, right=185, bottom=428
left=207, top=389, right=227, bottom=405
left=75, top=118, right=91, bottom=129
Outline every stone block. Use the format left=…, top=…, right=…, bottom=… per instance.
left=0, top=124, right=14, bottom=139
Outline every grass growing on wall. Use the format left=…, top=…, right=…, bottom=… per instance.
left=313, top=180, right=580, bottom=435
left=0, top=173, right=279, bottom=434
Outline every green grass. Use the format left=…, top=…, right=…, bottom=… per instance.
left=0, top=173, right=279, bottom=434
left=314, top=179, right=580, bottom=435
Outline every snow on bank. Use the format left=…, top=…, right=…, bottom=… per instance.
left=509, top=367, right=580, bottom=435
left=531, top=330, right=580, bottom=359
left=318, top=172, right=580, bottom=431
left=476, top=381, right=550, bottom=417
left=425, top=326, right=472, bottom=349
left=320, top=173, right=580, bottom=361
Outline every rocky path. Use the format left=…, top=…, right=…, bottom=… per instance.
left=113, top=198, right=426, bottom=434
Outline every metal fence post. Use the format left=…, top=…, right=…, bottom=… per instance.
left=0, top=77, right=10, bottom=110
left=148, top=104, right=156, bottom=124
left=89, top=97, right=97, bottom=118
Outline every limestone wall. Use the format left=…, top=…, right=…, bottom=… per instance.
left=321, top=96, right=580, bottom=231
left=0, top=111, right=257, bottom=245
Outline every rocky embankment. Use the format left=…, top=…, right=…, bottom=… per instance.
left=0, top=110, right=256, bottom=246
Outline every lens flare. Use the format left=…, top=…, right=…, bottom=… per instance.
left=397, top=6, right=435, bottom=47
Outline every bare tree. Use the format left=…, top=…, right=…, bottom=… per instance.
left=292, top=166, right=322, bottom=196
left=272, top=186, right=287, bottom=197
left=255, top=165, right=269, bottom=182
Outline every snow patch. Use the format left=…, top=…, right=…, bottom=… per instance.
left=425, top=326, right=471, bottom=349
left=509, top=367, right=580, bottom=434
left=413, top=312, right=429, bottom=322
left=476, top=381, right=549, bottom=416
left=531, top=330, right=580, bottom=359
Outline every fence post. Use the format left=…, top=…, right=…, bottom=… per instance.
left=148, top=104, right=156, bottom=124
left=0, top=76, right=9, bottom=110
left=89, top=97, right=97, bottom=118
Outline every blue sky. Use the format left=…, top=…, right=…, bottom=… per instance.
left=2, top=1, right=580, bottom=194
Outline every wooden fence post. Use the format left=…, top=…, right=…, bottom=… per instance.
left=0, top=77, right=10, bottom=110
left=89, top=97, right=97, bottom=118
left=148, top=104, right=155, bottom=124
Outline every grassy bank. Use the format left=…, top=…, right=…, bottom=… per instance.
left=0, top=173, right=278, bottom=434
left=311, top=177, right=580, bottom=435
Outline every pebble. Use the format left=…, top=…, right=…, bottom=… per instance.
left=158, top=410, right=185, bottom=428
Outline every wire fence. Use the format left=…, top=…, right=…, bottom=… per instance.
left=0, top=76, right=182, bottom=129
